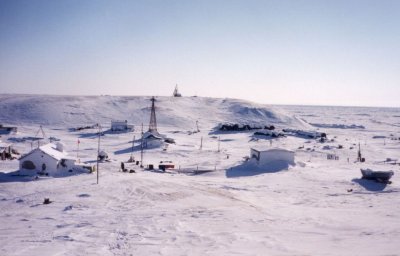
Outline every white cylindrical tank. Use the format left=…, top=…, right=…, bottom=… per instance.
left=56, top=142, right=64, bottom=152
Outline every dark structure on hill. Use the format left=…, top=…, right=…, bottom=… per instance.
left=148, top=96, right=158, bottom=133
left=173, top=85, right=182, bottom=97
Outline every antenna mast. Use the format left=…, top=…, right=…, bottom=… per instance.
left=148, top=97, right=158, bottom=133
left=34, top=125, right=47, bottom=147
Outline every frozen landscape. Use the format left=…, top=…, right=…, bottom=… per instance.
left=0, top=94, right=399, bottom=256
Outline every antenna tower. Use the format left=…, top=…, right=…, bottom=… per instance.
left=34, top=125, right=47, bottom=147
left=148, top=97, right=158, bottom=133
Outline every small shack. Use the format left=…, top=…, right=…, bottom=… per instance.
left=250, top=147, right=295, bottom=165
left=19, top=143, right=79, bottom=176
left=111, top=120, right=133, bottom=132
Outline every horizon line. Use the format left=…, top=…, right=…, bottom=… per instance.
left=0, top=92, right=398, bottom=109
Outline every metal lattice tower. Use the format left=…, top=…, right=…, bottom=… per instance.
left=148, top=96, right=157, bottom=133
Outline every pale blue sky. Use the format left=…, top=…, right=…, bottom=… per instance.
left=0, top=0, right=399, bottom=107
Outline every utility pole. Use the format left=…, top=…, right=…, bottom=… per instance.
left=140, top=123, right=144, bottom=168
left=130, top=135, right=135, bottom=162
left=217, top=136, right=220, bottom=152
left=200, top=136, right=203, bottom=150
left=77, top=139, right=80, bottom=163
left=357, top=142, right=362, bottom=162
left=96, top=124, right=101, bottom=184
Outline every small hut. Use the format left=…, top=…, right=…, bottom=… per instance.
left=111, top=120, right=133, bottom=132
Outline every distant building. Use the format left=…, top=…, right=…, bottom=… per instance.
left=111, top=120, right=133, bottom=132
left=19, top=143, right=77, bottom=176
left=142, top=131, right=163, bottom=148
left=0, top=124, right=17, bottom=134
left=250, top=147, right=295, bottom=165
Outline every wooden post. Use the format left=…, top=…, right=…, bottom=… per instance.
left=130, top=135, right=135, bottom=161
left=96, top=124, right=101, bottom=184
left=77, top=139, right=80, bottom=163
left=140, top=123, right=144, bottom=168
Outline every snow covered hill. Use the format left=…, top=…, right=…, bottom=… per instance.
left=0, top=94, right=308, bottom=129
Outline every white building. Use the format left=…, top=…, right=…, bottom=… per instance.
left=142, top=131, right=164, bottom=148
left=250, top=147, right=295, bottom=165
left=111, top=120, right=134, bottom=132
left=19, top=143, right=77, bottom=176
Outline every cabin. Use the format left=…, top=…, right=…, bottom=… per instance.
left=250, top=147, right=295, bottom=165
left=111, top=120, right=134, bottom=132
left=19, top=143, right=77, bottom=176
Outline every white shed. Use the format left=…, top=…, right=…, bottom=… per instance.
left=111, top=120, right=133, bottom=132
left=19, top=143, right=76, bottom=176
left=142, top=131, right=163, bottom=148
left=250, top=147, right=295, bottom=165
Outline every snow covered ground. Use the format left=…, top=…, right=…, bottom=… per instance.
left=0, top=94, right=399, bottom=255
